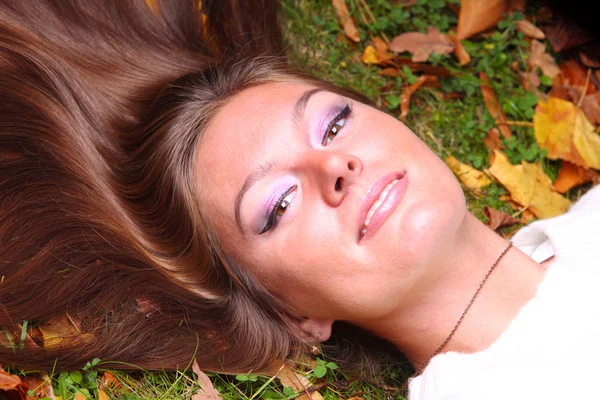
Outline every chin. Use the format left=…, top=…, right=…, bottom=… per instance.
left=391, top=188, right=465, bottom=268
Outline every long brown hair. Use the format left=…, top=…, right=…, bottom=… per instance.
left=0, top=0, right=407, bottom=377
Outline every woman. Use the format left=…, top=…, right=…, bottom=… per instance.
left=1, top=0, right=599, bottom=398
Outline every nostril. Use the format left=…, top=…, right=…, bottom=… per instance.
left=335, top=177, right=342, bottom=192
left=347, top=161, right=355, bottom=171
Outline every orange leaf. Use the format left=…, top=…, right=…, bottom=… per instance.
left=389, top=26, right=454, bottom=63
left=516, top=20, right=545, bottom=39
left=456, top=0, right=507, bottom=40
left=483, top=127, right=504, bottom=152
left=400, top=75, right=428, bottom=120
left=553, top=161, right=598, bottom=193
left=480, top=72, right=512, bottom=138
left=331, top=0, right=360, bottom=43
left=448, top=32, right=471, bottom=66
left=98, top=390, right=110, bottom=400
left=483, top=206, right=521, bottom=231
left=0, top=370, right=27, bottom=400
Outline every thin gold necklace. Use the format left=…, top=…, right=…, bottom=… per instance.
left=405, top=241, right=514, bottom=386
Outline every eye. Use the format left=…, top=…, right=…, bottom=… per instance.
left=260, top=185, right=297, bottom=234
left=321, top=104, right=352, bottom=146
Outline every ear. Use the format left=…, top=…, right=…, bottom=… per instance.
left=299, top=318, right=334, bottom=342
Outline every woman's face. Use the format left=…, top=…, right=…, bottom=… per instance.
left=196, top=80, right=466, bottom=324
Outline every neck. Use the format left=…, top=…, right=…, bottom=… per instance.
left=353, top=212, right=548, bottom=369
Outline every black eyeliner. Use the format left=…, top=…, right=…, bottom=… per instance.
left=259, top=185, right=296, bottom=234
left=321, top=104, right=352, bottom=145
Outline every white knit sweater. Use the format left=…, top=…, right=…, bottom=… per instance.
left=408, top=184, right=600, bottom=400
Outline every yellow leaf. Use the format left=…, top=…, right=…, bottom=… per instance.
left=446, top=156, right=492, bottom=190
left=277, top=364, right=323, bottom=400
left=534, top=97, right=600, bottom=169
left=488, top=150, right=571, bottom=218
left=361, top=45, right=379, bottom=65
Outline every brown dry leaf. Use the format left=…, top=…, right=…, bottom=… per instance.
left=553, top=161, right=598, bottom=193
left=480, top=72, right=512, bottom=138
left=580, top=92, right=600, bottom=126
left=446, top=156, right=492, bottom=191
left=543, top=15, right=592, bottom=52
left=277, top=364, right=323, bottom=400
left=516, top=20, right=545, bottom=39
left=448, top=32, right=471, bottom=66
left=528, top=40, right=560, bottom=79
left=400, top=75, right=428, bottom=120
left=389, top=26, right=454, bottom=63
left=332, top=0, right=360, bottom=43
left=534, top=97, right=600, bottom=169
left=21, top=374, right=54, bottom=400
left=191, top=360, right=221, bottom=400
left=519, top=71, right=540, bottom=92
left=379, top=68, right=399, bottom=77
left=483, top=127, right=504, bottom=152
left=483, top=206, right=521, bottom=231
left=456, top=0, right=507, bottom=40
left=488, top=150, right=571, bottom=218
left=507, top=0, right=525, bottom=12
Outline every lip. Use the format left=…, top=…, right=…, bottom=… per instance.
left=357, top=171, right=408, bottom=243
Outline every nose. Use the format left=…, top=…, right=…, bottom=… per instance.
left=306, top=151, right=363, bottom=206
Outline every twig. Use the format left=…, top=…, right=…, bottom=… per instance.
left=577, top=68, right=592, bottom=108
left=497, top=120, right=534, bottom=127
left=357, top=0, right=389, bottom=43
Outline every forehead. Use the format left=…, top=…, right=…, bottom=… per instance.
left=194, top=81, right=315, bottom=235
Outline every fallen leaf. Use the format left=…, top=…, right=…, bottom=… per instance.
left=21, top=374, right=54, bottom=400
left=101, top=372, right=120, bottom=390
left=519, top=71, right=541, bottom=91
left=553, top=160, right=599, bottom=193
left=534, top=97, right=600, bottom=169
left=528, top=40, right=560, bottom=79
left=389, top=26, right=454, bottom=63
left=38, top=314, right=93, bottom=349
left=448, top=32, right=471, bottom=66
left=361, top=42, right=390, bottom=65
left=379, top=67, right=399, bottom=77
left=400, top=75, right=428, bottom=120
left=0, top=369, right=27, bottom=400
left=488, top=150, right=571, bottom=218
left=332, top=0, right=360, bottom=43
left=277, top=364, right=323, bottom=400
left=191, top=360, right=221, bottom=400
left=579, top=45, right=600, bottom=68
left=483, top=127, right=504, bottom=152
left=580, top=92, right=600, bottom=125
left=483, top=206, right=521, bottom=231
left=543, top=15, right=592, bottom=52
left=446, top=156, right=492, bottom=191
left=456, top=0, right=507, bottom=40
left=480, top=72, right=512, bottom=138
left=507, top=0, right=525, bottom=12
left=516, top=20, right=545, bottom=39
left=98, top=390, right=109, bottom=400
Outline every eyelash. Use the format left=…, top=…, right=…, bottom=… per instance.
left=321, top=104, right=352, bottom=146
left=260, top=103, right=353, bottom=234
left=260, top=185, right=297, bottom=234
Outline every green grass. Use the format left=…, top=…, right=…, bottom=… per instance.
left=10, top=0, right=573, bottom=398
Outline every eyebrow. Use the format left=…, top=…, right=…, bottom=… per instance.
left=234, top=88, right=325, bottom=232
